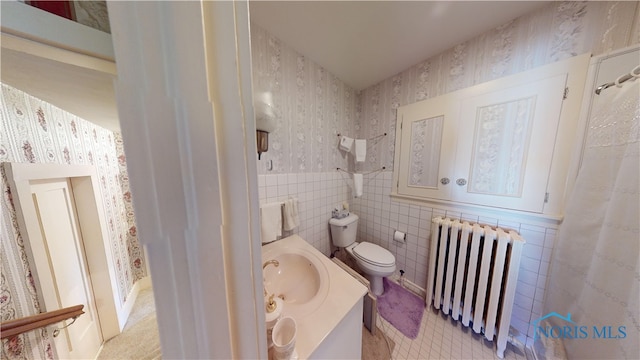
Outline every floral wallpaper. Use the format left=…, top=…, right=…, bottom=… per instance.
left=250, top=24, right=361, bottom=258
left=114, top=133, right=145, bottom=281
left=73, top=1, right=110, bottom=34
left=0, top=83, right=145, bottom=359
left=357, top=1, right=640, bottom=172
left=250, top=25, right=360, bottom=175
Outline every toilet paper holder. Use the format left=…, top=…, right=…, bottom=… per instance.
left=393, top=230, right=406, bottom=244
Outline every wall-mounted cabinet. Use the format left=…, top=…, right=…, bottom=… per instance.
left=392, top=54, right=591, bottom=217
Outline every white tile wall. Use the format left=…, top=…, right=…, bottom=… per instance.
left=350, top=171, right=560, bottom=346
left=258, top=171, right=352, bottom=256
left=259, top=169, right=560, bottom=348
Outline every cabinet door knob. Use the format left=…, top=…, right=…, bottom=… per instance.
left=440, top=177, right=450, bottom=185
left=456, top=178, right=467, bottom=186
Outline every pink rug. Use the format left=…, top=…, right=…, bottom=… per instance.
left=377, top=278, right=425, bottom=339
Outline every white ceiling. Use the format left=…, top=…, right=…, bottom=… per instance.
left=249, top=1, right=550, bottom=90
left=2, top=1, right=550, bottom=131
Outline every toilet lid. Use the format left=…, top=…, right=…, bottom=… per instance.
left=353, top=242, right=395, bottom=266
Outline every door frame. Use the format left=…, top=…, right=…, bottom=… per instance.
left=107, top=2, right=266, bottom=358
left=3, top=162, right=120, bottom=341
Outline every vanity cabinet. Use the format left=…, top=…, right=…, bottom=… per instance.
left=392, top=54, right=590, bottom=215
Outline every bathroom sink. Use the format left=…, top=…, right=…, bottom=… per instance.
left=261, top=235, right=368, bottom=359
left=262, top=246, right=330, bottom=318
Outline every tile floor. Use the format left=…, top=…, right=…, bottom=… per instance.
left=377, top=306, right=528, bottom=360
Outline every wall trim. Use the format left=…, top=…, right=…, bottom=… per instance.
left=2, top=162, right=121, bottom=341
left=107, top=1, right=265, bottom=358
left=389, top=192, right=562, bottom=228
left=117, top=276, right=152, bottom=334
left=0, top=1, right=114, bottom=61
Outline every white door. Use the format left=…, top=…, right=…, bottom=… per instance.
left=31, top=179, right=102, bottom=360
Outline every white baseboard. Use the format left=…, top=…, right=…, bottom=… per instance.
left=388, top=275, right=426, bottom=300
left=118, top=276, right=152, bottom=330
left=403, top=278, right=426, bottom=299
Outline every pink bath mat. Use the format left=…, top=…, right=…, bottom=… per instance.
left=377, top=278, right=425, bottom=339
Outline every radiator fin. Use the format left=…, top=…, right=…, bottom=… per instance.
left=427, top=217, right=525, bottom=359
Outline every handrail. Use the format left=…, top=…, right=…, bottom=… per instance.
left=1, top=304, right=84, bottom=339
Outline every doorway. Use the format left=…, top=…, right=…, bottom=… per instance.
left=3, top=162, right=121, bottom=357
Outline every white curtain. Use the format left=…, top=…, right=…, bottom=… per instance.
left=541, top=73, right=639, bottom=359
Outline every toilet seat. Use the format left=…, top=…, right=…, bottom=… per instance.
left=352, top=242, right=395, bottom=267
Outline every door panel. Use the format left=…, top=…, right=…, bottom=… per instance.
left=31, top=179, right=102, bottom=360
left=453, top=73, right=568, bottom=212
left=397, top=94, right=459, bottom=200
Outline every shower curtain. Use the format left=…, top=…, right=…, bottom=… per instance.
left=540, top=70, right=639, bottom=359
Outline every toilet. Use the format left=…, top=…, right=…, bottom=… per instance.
left=329, top=213, right=396, bottom=296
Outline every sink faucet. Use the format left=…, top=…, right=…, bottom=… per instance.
left=263, top=260, right=279, bottom=269
left=262, top=260, right=279, bottom=297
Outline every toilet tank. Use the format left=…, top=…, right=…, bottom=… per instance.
left=329, top=213, right=359, bottom=247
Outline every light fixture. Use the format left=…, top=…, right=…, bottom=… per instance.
left=254, top=91, right=277, bottom=160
